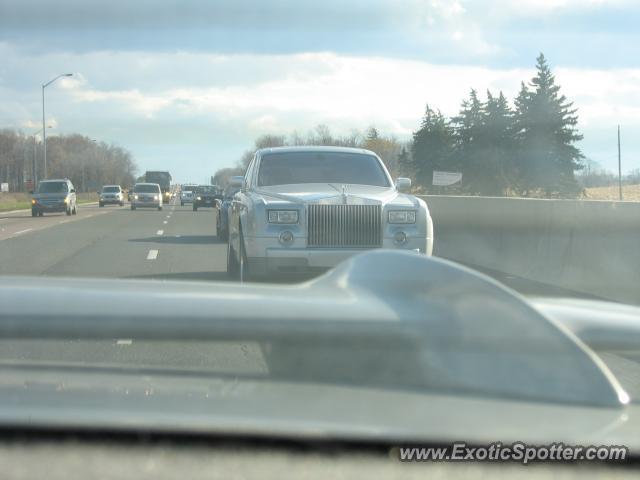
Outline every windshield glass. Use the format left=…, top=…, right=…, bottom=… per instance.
left=37, top=181, right=67, bottom=193
left=134, top=184, right=159, bottom=193
left=257, top=152, right=390, bottom=187
left=2, top=0, right=640, bottom=455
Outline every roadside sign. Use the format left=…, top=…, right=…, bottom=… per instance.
left=0, top=182, right=8, bottom=192
left=432, top=171, right=462, bottom=186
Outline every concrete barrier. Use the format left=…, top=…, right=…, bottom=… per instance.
left=420, top=195, right=640, bottom=305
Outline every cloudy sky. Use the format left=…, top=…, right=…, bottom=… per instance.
left=1, top=0, right=639, bottom=183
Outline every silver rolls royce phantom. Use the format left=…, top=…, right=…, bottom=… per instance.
left=226, top=146, right=434, bottom=280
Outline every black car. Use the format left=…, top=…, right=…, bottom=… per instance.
left=215, top=187, right=239, bottom=240
left=192, top=185, right=219, bottom=211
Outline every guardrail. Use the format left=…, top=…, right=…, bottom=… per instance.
left=420, top=195, right=640, bottom=305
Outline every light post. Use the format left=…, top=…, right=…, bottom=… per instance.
left=29, top=126, right=52, bottom=189
left=42, top=73, right=72, bottom=178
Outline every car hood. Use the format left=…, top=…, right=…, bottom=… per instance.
left=254, top=184, right=419, bottom=207
left=0, top=251, right=639, bottom=449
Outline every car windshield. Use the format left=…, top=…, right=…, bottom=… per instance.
left=37, top=182, right=67, bottom=193
left=2, top=0, right=640, bottom=458
left=257, top=152, right=390, bottom=187
left=134, top=184, right=159, bottom=193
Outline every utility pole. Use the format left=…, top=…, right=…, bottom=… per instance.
left=618, top=125, right=622, bottom=201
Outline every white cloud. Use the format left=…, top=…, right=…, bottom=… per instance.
left=3, top=45, right=640, bottom=176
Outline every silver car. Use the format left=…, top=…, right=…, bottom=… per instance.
left=227, top=146, right=434, bottom=280
left=130, top=183, right=163, bottom=211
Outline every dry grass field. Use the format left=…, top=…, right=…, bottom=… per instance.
left=583, top=184, right=640, bottom=201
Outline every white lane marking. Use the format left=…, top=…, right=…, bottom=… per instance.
left=156, top=230, right=164, bottom=235
left=59, top=220, right=69, bottom=224
left=14, top=228, right=33, bottom=236
left=116, top=339, right=133, bottom=346
left=163, top=220, right=168, bottom=224
left=166, top=215, right=171, bottom=218
left=147, top=249, right=159, bottom=260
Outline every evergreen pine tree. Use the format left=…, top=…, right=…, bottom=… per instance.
left=513, top=53, right=584, bottom=197
left=410, top=105, right=455, bottom=191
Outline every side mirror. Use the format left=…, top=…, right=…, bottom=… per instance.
left=70, top=189, right=76, bottom=193
left=395, top=177, right=411, bottom=193
left=229, top=176, right=244, bottom=189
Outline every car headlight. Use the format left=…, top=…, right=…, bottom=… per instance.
left=197, top=196, right=202, bottom=200
left=388, top=210, right=416, bottom=224
left=154, top=195, right=159, bottom=200
left=63, top=197, right=69, bottom=204
left=134, top=194, right=139, bottom=200
left=268, top=210, right=299, bottom=224
left=31, top=199, right=36, bottom=205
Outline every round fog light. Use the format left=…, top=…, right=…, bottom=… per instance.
left=279, top=231, right=294, bottom=244
left=393, top=231, right=407, bottom=245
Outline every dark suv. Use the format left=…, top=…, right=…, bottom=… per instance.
left=192, top=185, right=220, bottom=211
left=31, top=179, right=77, bottom=217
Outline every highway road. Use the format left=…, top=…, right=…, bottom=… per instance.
left=0, top=199, right=227, bottom=282
left=0, top=197, right=598, bottom=300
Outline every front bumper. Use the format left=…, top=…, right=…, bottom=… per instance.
left=100, top=197, right=122, bottom=204
left=195, top=198, right=216, bottom=207
left=132, top=199, right=161, bottom=208
left=32, top=202, right=67, bottom=212
left=244, top=236, right=427, bottom=276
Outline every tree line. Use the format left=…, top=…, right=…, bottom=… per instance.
left=219, top=54, right=594, bottom=198
left=0, top=130, right=137, bottom=192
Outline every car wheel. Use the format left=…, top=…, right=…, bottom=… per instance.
left=99, top=202, right=104, bottom=207
left=131, top=205, right=136, bottom=210
left=158, top=205, right=163, bottom=211
left=180, top=201, right=184, bottom=206
left=31, top=209, right=37, bottom=217
left=66, top=207, right=72, bottom=216
left=120, top=202, right=124, bottom=207
left=39, top=211, right=44, bottom=217
left=72, top=205, right=77, bottom=215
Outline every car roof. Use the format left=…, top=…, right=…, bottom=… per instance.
left=102, top=185, right=121, bottom=188
left=135, top=183, right=160, bottom=186
left=256, top=146, right=377, bottom=156
left=40, top=179, right=69, bottom=183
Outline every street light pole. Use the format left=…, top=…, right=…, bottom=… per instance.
left=42, top=73, right=73, bottom=179
left=29, top=125, right=52, bottom=189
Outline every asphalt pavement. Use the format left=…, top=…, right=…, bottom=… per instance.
left=0, top=199, right=226, bottom=282
left=0, top=197, right=597, bottom=300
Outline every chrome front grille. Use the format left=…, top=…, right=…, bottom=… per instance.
left=307, top=204, right=382, bottom=248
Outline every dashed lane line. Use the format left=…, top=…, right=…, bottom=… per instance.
left=146, top=249, right=159, bottom=260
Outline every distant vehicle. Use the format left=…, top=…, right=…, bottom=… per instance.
left=31, top=179, right=77, bottom=217
left=131, top=183, right=163, bottom=211
left=227, top=146, right=433, bottom=280
left=180, top=190, right=194, bottom=206
left=144, top=171, right=172, bottom=203
left=99, top=185, right=124, bottom=207
left=180, top=184, right=198, bottom=206
left=192, top=185, right=218, bottom=211
left=216, top=186, right=239, bottom=241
